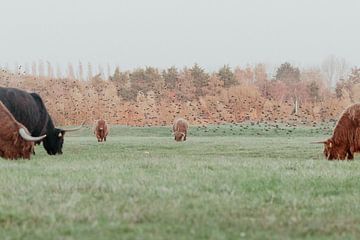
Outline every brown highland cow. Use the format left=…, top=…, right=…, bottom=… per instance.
left=94, top=119, right=109, bottom=142
left=173, top=118, right=189, bottom=142
left=316, top=103, right=360, bottom=160
left=0, top=101, right=46, bottom=159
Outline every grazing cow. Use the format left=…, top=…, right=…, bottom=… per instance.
left=315, top=103, right=360, bottom=160
left=0, top=101, right=46, bottom=159
left=0, top=87, right=84, bottom=155
left=94, top=119, right=109, bottom=142
left=173, top=118, right=189, bottom=141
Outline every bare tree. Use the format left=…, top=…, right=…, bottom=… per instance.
left=321, top=55, right=349, bottom=88
left=254, top=63, right=268, bottom=96
left=47, top=61, right=54, bottom=78
left=24, top=62, right=30, bottom=75
left=98, top=64, right=105, bottom=80
left=38, top=59, right=45, bottom=77
left=56, top=63, right=62, bottom=78
left=275, top=62, right=301, bottom=114
left=13, top=62, right=20, bottom=75
left=107, top=63, right=111, bottom=80
left=31, top=61, right=37, bottom=76
left=67, top=62, right=75, bottom=79
left=78, top=61, right=84, bottom=81
left=87, top=62, right=93, bottom=80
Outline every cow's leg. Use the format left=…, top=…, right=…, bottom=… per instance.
left=347, top=150, right=354, bottom=160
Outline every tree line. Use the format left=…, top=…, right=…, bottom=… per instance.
left=1, top=58, right=359, bottom=126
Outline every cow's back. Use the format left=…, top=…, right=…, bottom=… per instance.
left=346, top=103, right=360, bottom=126
left=0, top=87, right=50, bottom=136
left=173, top=118, right=188, bottom=132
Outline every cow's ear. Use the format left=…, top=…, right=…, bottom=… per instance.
left=58, top=130, right=66, bottom=138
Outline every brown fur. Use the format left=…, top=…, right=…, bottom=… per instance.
left=323, top=103, right=360, bottom=160
left=94, top=119, right=109, bottom=142
left=0, top=102, right=34, bottom=159
left=173, top=118, right=189, bottom=142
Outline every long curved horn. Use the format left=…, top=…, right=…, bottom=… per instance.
left=60, top=120, right=85, bottom=132
left=311, top=141, right=327, bottom=144
left=19, top=128, right=47, bottom=142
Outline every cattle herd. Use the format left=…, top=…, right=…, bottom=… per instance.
left=0, top=86, right=359, bottom=161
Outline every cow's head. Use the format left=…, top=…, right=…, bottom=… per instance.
left=324, top=139, right=348, bottom=160
left=43, top=122, right=84, bottom=155
left=314, top=139, right=347, bottom=160
left=43, top=128, right=65, bottom=155
left=174, top=131, right=186, bottom=142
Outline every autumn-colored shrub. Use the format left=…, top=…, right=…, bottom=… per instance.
left=0, top=64, right=355, bottom=126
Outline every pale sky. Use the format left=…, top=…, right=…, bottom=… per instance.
left=0, top=0, right=359, bottom=73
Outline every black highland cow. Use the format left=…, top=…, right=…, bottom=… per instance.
left=0, top=87, right=83, bottom=155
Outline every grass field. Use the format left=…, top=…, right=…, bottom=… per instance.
left=1, top=123, right=360, bottom=240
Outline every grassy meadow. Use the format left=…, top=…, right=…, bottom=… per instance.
left=1, top=123, right=360, bottom=239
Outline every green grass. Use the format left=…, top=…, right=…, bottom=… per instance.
left=1, top=123, right=360, bottom=240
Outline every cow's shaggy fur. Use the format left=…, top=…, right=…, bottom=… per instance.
left=173, top=118, right=189, bottom=142
left=323, top=103, right=360, bottom=160
left=94, top=119, right=109, bottom=142
left=0, top=102, right=35, bottom=159
left=0, top=87, right=72, bottom=155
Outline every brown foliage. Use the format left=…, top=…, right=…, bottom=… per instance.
left=0, top=64, right=352, bottom=127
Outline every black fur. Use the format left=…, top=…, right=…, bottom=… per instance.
left=0, top=87, right=64, bottom=155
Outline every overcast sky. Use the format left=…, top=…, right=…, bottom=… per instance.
left=0, top=0, right=359, bottom=73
